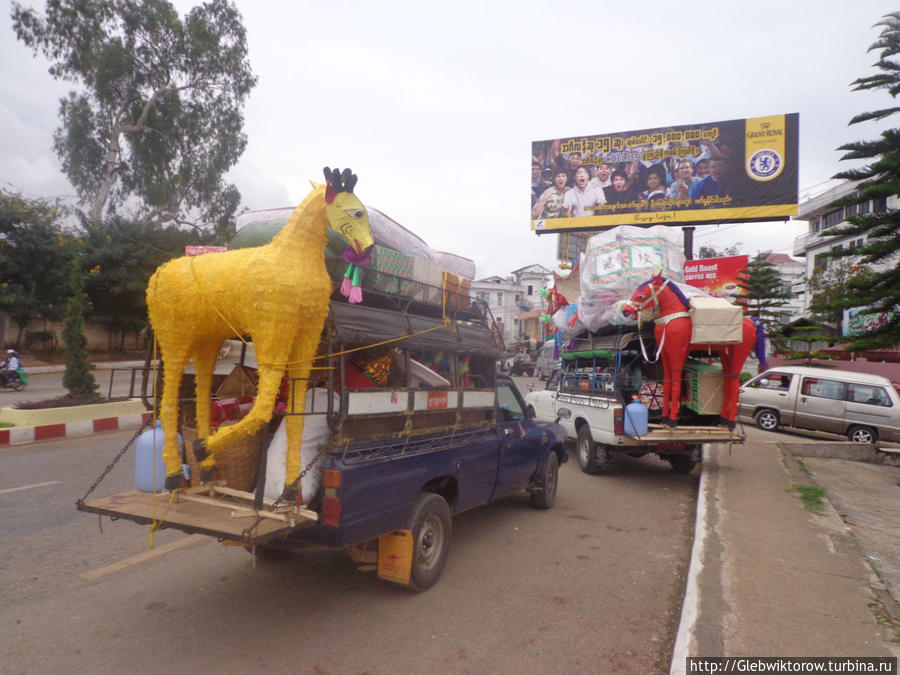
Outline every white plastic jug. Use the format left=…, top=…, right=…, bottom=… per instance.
left=135, top=420, right=183, bottom=491
left=624, top=395, right=649, bottom=437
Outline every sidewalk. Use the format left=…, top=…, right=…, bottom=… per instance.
left=0, top=360, right=152, bottom=447
left=671, top=438, right=900, bottom=671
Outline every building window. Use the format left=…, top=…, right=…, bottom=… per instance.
left=874, top=197, right=887, bottom=211
left=849, top=238, right=864, bottom=250
left=811, top=218, right=821, bottom=233
left=527, top=285, right=533, bottom=295
left=514, top=294, right=521, bottom=304
left=845, top=202, right=857, bottom=217
left=823, top=209, right=844, bottom=228
left=859, top=201, right=871, bottom=215
left=814, top=253, right=827, bottom=271
left=497, top=292, right=503, bottom=306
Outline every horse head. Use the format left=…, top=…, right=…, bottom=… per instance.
left=323, top=167, right=374, bottom=260
left=622, top=272, right=668, bottom=320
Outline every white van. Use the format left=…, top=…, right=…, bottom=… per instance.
left=738, top=365, right=900, bottom=443
left=535, top=341, right=561, bottom=380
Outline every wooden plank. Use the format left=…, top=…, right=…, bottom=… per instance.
left=79, top=490, right=304, bottom=543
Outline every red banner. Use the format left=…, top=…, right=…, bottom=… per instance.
left=683, top=255, right=748, bottom=301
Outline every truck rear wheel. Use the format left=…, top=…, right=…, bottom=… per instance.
left=530, top=452, right=559, bottom=509
left=577, top=425, right=613, bottom=474
left=406, top=492, right=451, bottom=592
left=577, top=425, right=598, bottom=474
left=668, top=456, right=697, bottom=474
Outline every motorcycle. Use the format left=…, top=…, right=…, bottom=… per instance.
left=0, top=365, right=27, bottom=391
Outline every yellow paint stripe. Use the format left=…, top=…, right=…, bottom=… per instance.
left=81, top=534, right=206, bottom=580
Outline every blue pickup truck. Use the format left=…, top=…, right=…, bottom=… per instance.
left=80, top=285, right=567, bottom=591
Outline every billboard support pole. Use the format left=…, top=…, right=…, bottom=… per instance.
left=682, top=226, right=695, bottom=261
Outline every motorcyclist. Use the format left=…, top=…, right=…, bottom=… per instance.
left=3, top=349, right=22, bottom=386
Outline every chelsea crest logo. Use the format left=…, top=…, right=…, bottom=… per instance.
left=747, top=149, right=782, bottom=181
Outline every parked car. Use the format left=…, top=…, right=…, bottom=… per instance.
left=739, top=365, right=900, bottom=443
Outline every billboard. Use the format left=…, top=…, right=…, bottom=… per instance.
left=531, top=114, right=798, bottom=232
left=683, top=255, right=749, bottom=302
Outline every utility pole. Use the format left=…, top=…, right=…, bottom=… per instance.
left=682, top=226, right=695, bottom=261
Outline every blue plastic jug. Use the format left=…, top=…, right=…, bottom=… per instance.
left=135, top=420, right=183, bottom=491
left=624, top=395, right=649, bottom=437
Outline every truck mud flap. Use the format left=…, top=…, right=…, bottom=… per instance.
left=78, top=487, right=317, bottom=546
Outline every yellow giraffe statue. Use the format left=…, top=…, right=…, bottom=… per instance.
left=146, top=167, right=373, bottom=498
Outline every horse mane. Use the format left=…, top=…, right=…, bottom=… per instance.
left=659, top=275, right=690, bottom=311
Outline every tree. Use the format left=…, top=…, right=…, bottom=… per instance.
left=737, top=252, right=791, bottom=349
left=697, top=243, right=742, bottom=259
left=11, top=0, right=256, bottom=238
left=80, top=216, right=198, bottom=349
left=62, top=259, right=99, bottom=400
left=806, top=259, right=875, bottom=325
left=822, top=11, right=900, bottom=351
left=0, top=189, right=77, bottom=347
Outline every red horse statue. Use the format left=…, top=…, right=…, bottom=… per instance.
left=622, top=273, right=766, bottom=429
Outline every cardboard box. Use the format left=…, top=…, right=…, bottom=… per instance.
left=216, top=364, right=258, bottom=399
left=689, top=296, right=743, bottom=344
left=683, top=360, right=724, bottom=415
left=366, top=245, right=414, bottom=295
left=442, top=272, right=470, bottom=310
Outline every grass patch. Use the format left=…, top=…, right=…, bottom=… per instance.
left=789, top=484, right=827, bottom=514
left=0, top=422, right=13, bottom=428
left=796, top=458, right=812, bottom=477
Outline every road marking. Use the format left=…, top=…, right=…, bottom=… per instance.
left=0, top=481, right=62, bottom=495
left=81, top=534, right=207, bottom=580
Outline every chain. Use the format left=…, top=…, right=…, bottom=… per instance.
left=270, top=442, right=330, bottom=510
left=77, top=418, right=153, bottom=506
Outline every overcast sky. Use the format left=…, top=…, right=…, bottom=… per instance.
left=2, top=0, right=897, bottom=278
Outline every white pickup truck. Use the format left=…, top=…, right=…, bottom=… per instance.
left=524, top=330, right=744, bottom=474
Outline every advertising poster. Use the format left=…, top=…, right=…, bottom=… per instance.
left=531, top=114, right=798, bottom=232
left=843, top=306, right=897, bottom=337
left=683, top=255, right=749, bottom=301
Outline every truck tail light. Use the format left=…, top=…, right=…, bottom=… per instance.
left=321, top=496, right=341, bottom=527
left=614, top=408, right=624, bottom=436
left=321, top=469, right=342, bottom=527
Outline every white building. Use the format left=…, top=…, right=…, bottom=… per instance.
left=792, top=180, right=895, bottom=313
left=471, top=264, right=552, bottom=348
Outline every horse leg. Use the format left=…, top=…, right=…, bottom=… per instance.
left=157, top=345, right=189, bottom=489
left=198, top=363, right=285, bottom=473
left=190, top=339, right=223, bottom=480
left=281, top=323, right=326, bottom=501
left=718, top=321, right=756, bottom=428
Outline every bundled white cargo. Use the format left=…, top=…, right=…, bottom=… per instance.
left=578, top=226, right=686, bottom=332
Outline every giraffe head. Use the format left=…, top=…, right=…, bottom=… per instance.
left=323, top=167, right=374, bottom=259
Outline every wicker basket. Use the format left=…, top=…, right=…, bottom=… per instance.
left=181, top=421, right=264, bottom=493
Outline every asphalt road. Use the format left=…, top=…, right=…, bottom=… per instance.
left=1, top=415, right=700, bottom=674
left=1, top=367, right=151, bottom=406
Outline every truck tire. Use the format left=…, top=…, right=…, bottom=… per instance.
left=668, top=456, right=697, bottom=474
left=754, top=408, right=780, bottom=432
left=576, top=425, right=598, bottom=474
left=530, top=451, right=559, bottom=509
left=406, top=492, right=452, bottom=592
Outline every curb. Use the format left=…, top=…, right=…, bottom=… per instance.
left=26, top=360, right=149, bottom=375
left=669, top=445, right=710, bottom=674
left=0, top=411, right=152, bottom=447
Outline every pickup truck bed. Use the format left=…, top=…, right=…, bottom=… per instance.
left=80, top=487, right=312, bottom=545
